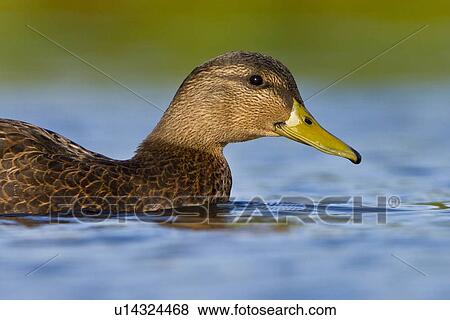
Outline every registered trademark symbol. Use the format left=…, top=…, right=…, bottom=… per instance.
left=388, top=196, right=401, bottom=208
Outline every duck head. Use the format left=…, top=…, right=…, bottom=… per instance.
left=149, top=51, right=361, bottom=164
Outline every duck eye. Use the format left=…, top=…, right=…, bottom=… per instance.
left=249, top=75, right=264, bottom=86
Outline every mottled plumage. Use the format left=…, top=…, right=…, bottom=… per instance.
left=0, top=119, right=231, bottom=214
left=0, top=51, right=360, bottom=214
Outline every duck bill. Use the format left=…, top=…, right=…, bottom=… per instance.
left=274, top=99, right=361, bottom=164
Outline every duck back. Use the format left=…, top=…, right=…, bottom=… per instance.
left=0, top=119, right=231, bottom=214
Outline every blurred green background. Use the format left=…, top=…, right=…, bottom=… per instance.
left=1, top=0, right=449, bottom=86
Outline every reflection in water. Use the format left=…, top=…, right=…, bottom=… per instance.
left=0, top=200, right=401, bottom=230
left=416, top=201, right=450, bottom=210
left=1, top=199, right=449, bottom=300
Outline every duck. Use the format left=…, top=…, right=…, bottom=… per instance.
left=0, top=51, right=361, bottom=215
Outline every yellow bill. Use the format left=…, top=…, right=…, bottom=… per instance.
left=274, top=99, right=361, bottom=164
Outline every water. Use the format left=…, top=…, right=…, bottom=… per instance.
left=0, top=83, right=449, bottom=299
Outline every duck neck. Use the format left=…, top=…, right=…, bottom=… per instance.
left=133, top=118, right=226, bottom=162
left=134, top=134, right=225, bottom=161
left=136, top=97, right=231, bottom=159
